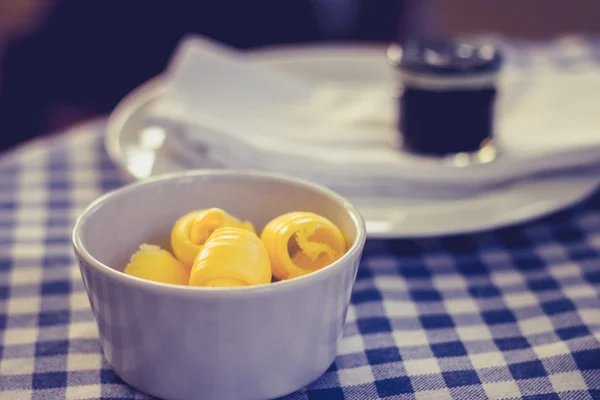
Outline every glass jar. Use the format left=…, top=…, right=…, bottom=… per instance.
left=387, top=38, right=503, bottom=160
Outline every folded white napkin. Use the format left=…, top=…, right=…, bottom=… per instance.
left=149, top=35, right=600, bottom=194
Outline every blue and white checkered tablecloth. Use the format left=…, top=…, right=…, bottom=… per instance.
left=1, top=120, right=600, bottom=400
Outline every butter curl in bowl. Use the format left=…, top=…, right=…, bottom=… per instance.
left=190, top=227, right=271, bottom=287
left=261, top=211, right=346, bottom=281
left=171, top=207, right=255, bottom=268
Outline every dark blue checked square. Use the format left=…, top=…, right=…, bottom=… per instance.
left=49, top=180, right=70, bottom=190
left=590, top=390, right=600, bottom=400
left=366, top=347, right=402, bottom=365
left=0, top=314, right=6, bottom=330
left=38, top=310, right=70, bottom=327
left=35, top=340, right=69, bottom=357
left=101, top=178, right=123, bottom=191
left=410, top=289, right=441, bottom=302
left=439, top=236, right=477, bottom=253
left=352, top=288, right=381, bottom=304
left=326, top=362, right=337, bottom=373
left=469, top=285, right=500, bottom=298
left=431, top=341, right=467, bottom=358
left=494, top=337, right=530, bottom=351
left=0, top=200, right=16, bottom=210
left=375, top=377, right=414, bottom=397
left=41, top=280, right=71, bottom=295
left=0, top=258, right=12, bottom=271
left=568, top=246, right=597, bottom=261
left=541, top=299, right=575, bottom=315
left=357, top=317, right=392, bottom=335
left=528, top=278, right=559, bottom=292
left=442, top=370, right=480, bottom=388
left=0, top=285, right=9, bottom=300
left=42, top=255, right=72, bottom=268
left=44, top=236, right=71, bottom=245
left=481, top=309, right=516, bottom=325
left=47, top=217, right=71, bottom=227
left=355, top=267, right=373, bottom=280
left=523, top=394, right=560, bottom=400
left=590, top=190, right=600, bottom=206
left=386, top=239, right=421, bottom=256
left=573, top=349, right=600, bottom=370
left=308, top=388, right=345, bottom=400
left=554, top=225, right=584, bottom=242
left=495, top=229, right=530, bottom=248
left=399, top=264, right=432, bottom=279
left=420, top=314, right=454, bottom=329
left=48, top=199, right=72, bottom=209
left=585, top=271, right=600, bottom=284
left=454, top=255, right=488, bottom=276
left=509, top=360, right=547, bottom=380
left=511, top=253, right=545, bottom=271
left=32, top=371, right=68, bottom=390
left=556, top=326, right=590, bottom=341
left=101, top=369, right=126, bottom=384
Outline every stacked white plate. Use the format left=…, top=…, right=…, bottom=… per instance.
left=105, top=35, right=600, bottom=238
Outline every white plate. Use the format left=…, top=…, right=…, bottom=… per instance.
left=105, top=45, right=600, bottom=238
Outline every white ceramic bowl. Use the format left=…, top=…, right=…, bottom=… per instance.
left=72, top=170, right=366, bottom=400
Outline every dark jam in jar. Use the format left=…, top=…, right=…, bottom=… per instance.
left=388, top=38, right=503, bottom=157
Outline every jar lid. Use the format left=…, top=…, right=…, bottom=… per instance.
left=387, top=38, right=503, bottom=76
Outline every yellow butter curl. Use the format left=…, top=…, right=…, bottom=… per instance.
left=124, top=244, right=189, bottom=285
left=260, top=212, right=346, bottom=281
left=189, top=227, right=272, bottom=287
left=171, top=208, right=255, bottom=268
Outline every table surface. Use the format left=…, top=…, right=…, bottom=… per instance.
left=0, top=120, right=599, bottom=400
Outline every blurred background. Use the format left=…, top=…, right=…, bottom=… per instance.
left=0, top=0, right=598, bottom=152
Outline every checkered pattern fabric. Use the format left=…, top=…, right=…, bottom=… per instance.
left=1, top=121, right=600, bottom=400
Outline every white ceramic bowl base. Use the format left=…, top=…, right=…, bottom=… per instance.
left=72, top=170, right=366, bottom=400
